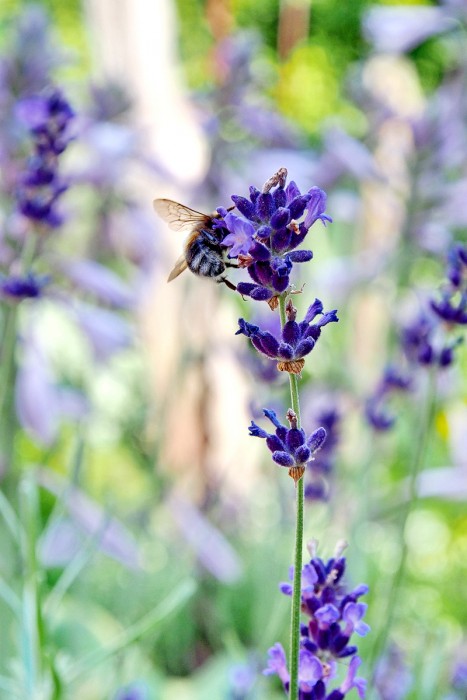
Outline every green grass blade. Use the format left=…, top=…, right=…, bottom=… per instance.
left=66, top=578, right=196, bottom=682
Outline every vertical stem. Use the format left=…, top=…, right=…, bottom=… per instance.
left=20, top=474, right=44, bottom=698
left=279, top=293, right=304, bottom=700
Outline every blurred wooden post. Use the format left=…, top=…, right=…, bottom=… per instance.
left=82, top=0, right=256, bottom=503
left=83, top=0, right=208, bottom=185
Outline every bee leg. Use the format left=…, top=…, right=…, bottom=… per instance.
left=217, top=276, right=237, bottom=292
left=224, top=261, right=239, bottom=269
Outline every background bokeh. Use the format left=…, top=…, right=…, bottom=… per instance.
left=0, top=1, right=466, bottom=698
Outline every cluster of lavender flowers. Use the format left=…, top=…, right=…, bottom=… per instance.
left=249, top=408, right=327, bottom=484
left=366, top=244, right=466, bottom=431
left=264, top=542, right=369, bottom=699
left=0, top=7, right=157, bottom=449
left=402, top=243, right=466, bottom=369
left=209, top=169, right=369, bottom=696
left=218, top=167, right=331, bottom=303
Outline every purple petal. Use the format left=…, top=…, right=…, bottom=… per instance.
left=299, top=650, right=323, bottom=690
left=282, top=320, right=300, bottom=347
left=223, top=212, right=255, bottom=256
left=285, top=180, right=301, bottom=204
left=308, top=427, right=327, bottom=453
left=263, top=643, right=290, bottom=686
left=272, top=451, right=295, bottom=467
left=169, top=493, right=242, bottom=583
left=288, top=250, right=313, bottom=263
left=304, top=299, right=324, bottom=323
left=231, top=195, right=256, bottom=220
left=236, top=282, right=273, bottom=301
left=315, top=603, right=340, bottom=626
left=304, top=187, right=329, bottom=229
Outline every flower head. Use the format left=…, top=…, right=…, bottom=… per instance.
left=16, top=88, right=74, bottom=228
left=237, top=298, right=338, bottom=375
left=0, top=273, right=49, bottom=301
left=266, top=543, right=369, bottom=699
left=365, top=366, right=412, bottom=432
left=304, top=407, right=341, bottom=501
left=249, top=408, right=326, bottom=483
left=219, top=168, right=331, bottom=301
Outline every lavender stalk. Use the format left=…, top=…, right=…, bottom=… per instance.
left=279, top=291, right=304, bottom=700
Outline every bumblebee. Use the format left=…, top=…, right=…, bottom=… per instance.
left=153, top=198, right=237, bottom=290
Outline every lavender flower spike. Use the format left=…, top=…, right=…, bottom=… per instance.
left=237, top=298, right=338, bottom=374
left=265, top=543, right=370, bottom=699
left=218, top=168, right=331, bottom=303
left=249, top=408, right=326, bottom=483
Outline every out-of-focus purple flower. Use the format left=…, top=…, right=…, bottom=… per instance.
left=401, top=314, right=459, bottom=369
left=305, top=408, right=341, bottom=502
left=265, top=542, right=369, bottom=698
left=323, top=128, right=383, bottom=182
left=228, top=661, right=256, bottom=700
left=0, top=6, right=64, bottom=102
left=363, top=6, right=455, bottom=53
left=452, top=661, right=467, bottom=692
left=88, top=81, right=132, bottom=122
left=237, top=298, right=338, bottom=375
left=366, top=367, right=412, bottom=432
left=249, top=408, right=326, bottom=483
left=220, top=168, right=330, bottom=301
left=62, top=259, right=136, bottom=309
left=71, top=303, right=133, bottom=361
left=0, top=272, right=48, bottom=300
left=373, top=644, right=412, bottom=700
left=16, top=88, right=74, bottom=228
left=113, top=682, right=149, bottom=700
left=15, top=342, right=87, bottom=445
left=168, top=493, right=242, bottom=583
left=430, top=244, right=467, bottom=325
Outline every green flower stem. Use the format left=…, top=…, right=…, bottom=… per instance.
left=279, top=293, right=304, bottom=700
left=19, top=474, right=45, bottom=697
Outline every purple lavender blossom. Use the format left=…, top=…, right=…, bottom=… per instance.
left=430, top=244, right=467, bottom=326
left=401, top=313, right=460, bottom=369
left=249, top=408, right=326, bottom=483
left=237, top=298, right=338, bottom=375
left=373, top=644, right=412, bottom=700
left=264, top=543, right=369, bottom=698
left=363, top=6, right=455, bottom=54
left=0, top=273, right=48, bottom=300
left=366, top=367, right=412, bottom=432
left=16, top=88, right=74, bottom=228
left=113, top=682, right=148, bottom=700
left=305, top=408, right=340, bottom=501
left=15, top=341, right=87, bottom=446
left=220, top=168, right=331, bottom=301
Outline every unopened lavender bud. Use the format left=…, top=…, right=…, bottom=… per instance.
left=308, top=427, right=327, bottom=453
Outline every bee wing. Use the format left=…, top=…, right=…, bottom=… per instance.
left=167, top=254, right=188, bottom=282
left=154, top=198, right=210, bottom=233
